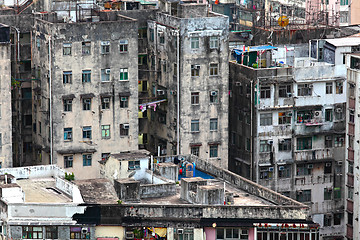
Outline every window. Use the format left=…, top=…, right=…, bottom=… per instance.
left=63, top=71, right=72, bottom=84
left=209, top=63, right=218, bottom=76
left=279, top=139, right=291, bottom=151
left=36, top=38, right=40, bottom=50
left=260, top=113, right=272, bottom=126
left=120, top=97, right=129, bottom=108
left=191, top=65, right=200, bottom=77
left=82, top=41, right=91, bottom=55
left=101, top=41, right=110, bottom=54
left=324, top=214, right=332, bottom=226
left=101, top=69, right=110, bottom=82
left=22, top=226, right=43, bottom=239
left=191, top=92, right=199, bottom=105
left=70, top=227, right=90, bottom=239
left=101, top=97, right=110, bottom=109
left=278, top=112, right=291, bottom=124
left=191, top=37, right=199, bottom=49
left=278, top=165, right=291, bottom=178
left=82, top=98, right=91, bottom=111
left=128, top=160, right=140, bottom=170
left=324, top=162, right=332, bottom=174
left=296, top=189, right=311, bottom=202
left=326, top=82, right=333, bottom=94
left=82, top=70, right=91, bottom=83
left=158, top=31, right=165, bottom=44
left=83, top=126, right=92, bottom=139
left=349, top=109, right=355, bottom=123
left=210, top=90, right=218, bottom=103
left=334, top=213, right=341, bottom=225
left=334, top=136, right=344, bottom=147
left=296, top=137, right=312, bottom=150
left=119, top=39, right=128, bottom=53
left=296, top=110, right=314, bottom=123
left=209, top=36, right=219, bottom=48
left=120, top=123, right=129, bottom=136
left=64, top=128, right=72, bottom=141
left=64, top=155, right=73, bottom=168
left=46, top=226, right=58, bottom=239
left=191, top=119, right=200, bottom=132
left=158, top=113, right=166, bottom=124
left=210, top=118, right=218, bottom=131
left=63, top=99, right=72, bottom=112
left=297, top=84, right=312, bottom=96
left=101, top=125, right=110, bottom=139
left=138, top=28, right=147, bottom=39
left=297, top=164, right=312, bottom=176
left=138, top=55, right=147, bottom=65
left=83, top=154, right=92, bottom=166
left=335, top=108, right=343, bottom=120
left=336, top=82, right=343, bottom=94
left=259, top=140, right=271, bottom=152
left=348, top=187, right=354, bottom=200
left=325, top=109, right=332, bottom=121
left=334, top=187, right=341, bottom=199
left=149, top=28, right=154, bottom=42
left=63, top=43, right=72, bottom=55
left=279, top=84, right=292, bottom=97
left=324, top=188, right=332, bottom=201
left=260, top=86, right=270, bottom=98
left=260, top=167, right=273, bottom=179
left=209, top=145, right=218, bottom=158
left=120, top=68, right=128, bottom=81
left=325, top=136, right=332, bottom=148
left=340, top=0, right=348, bottom=5
left=191, top=146, right=199, bottom=156
left=246, top=138, right=250, bottom=151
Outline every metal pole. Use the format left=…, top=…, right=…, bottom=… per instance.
left=176, top=29, right=180, bottom=155
left=49, top=36, right=53, bottom=165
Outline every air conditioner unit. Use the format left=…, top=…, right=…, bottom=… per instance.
left=337, top=161, right=343, bottom=165
left=161, top=149, right=167, bottom=155
left=235, top=82, right=241, bottom=86
left=120, top=97, right=128, bottom=101
left=309, top=84, right=314, bottom=88
left=103, top=98, right=110, bottom=103
left=105, top=69, right=111, bottom=74
left=68, top=156, right=73, bottom=161
left=125, top=232, right=134, bottom=239
left=325, top=162, right=331, bottom=167
left=84, top=99, right=91, bottom=104
left=286, top=112, right=292, bottom=117
left=86, top=155, right=92, bottom=160
left=325, top=136, right=332, bottom=140
left=314, top=111, right=322, bottom=117
left=211, top=91, right=218, bottom=96
left=177, top=229, right=184, bottom=234
left=286, top=93, right=292, bottom=97
left=280, top=139, right=285, bottom=143
left=66, top=100, right=72, bottom=104
left=157, top=90, right=165, bottom=95
left=194, top=65, right=200, bottom=69
left=267, top=140, right=273, bottom=145
left=159, top=116, right=165, bottom=122
left=170, top=90, right=177, bottom=95
left=279, top=166, right=285, bottom=171
left=307, top=164, right=313, bottom=169
left=335, top=108, right=343, bottom=113
left=339, top=137, right=345, bottom=142
left=81, top=228, right=88, bottom=234
left=269, top=167, right=274, bottom=172
left=123, top=124, right=130, bottom=129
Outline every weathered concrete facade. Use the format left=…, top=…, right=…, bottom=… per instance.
left=0, top=24, right=13, bottom=168
left=145, top=4, right=229, bottom=168
left=229, top=53, right=347, bottom=239
left=32, top=13, right=139, bottom=179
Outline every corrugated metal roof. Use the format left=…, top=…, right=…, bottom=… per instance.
left=325, top=37, right=360, bottom=47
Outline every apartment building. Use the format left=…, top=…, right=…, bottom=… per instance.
left=144, top=1, right=229, bottom=167
left=0, top=24, right=13, bottom=168
left=229, top=46, right=347, bottom=239
left=344, top=53, right=360, bottom=240
left=31, top=12, right=139, bottom=179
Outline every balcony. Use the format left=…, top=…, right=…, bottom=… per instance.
left=295, top=174, right=333, bottom=185
left=347, top=174, right=354, bottom=187
left=346, top=225, right=353, bottom=239
left=294, top=148, right=333, bottom=162
left=348, top=148, right=354, bottom=160
left=349, top=98, right=355, bottom=109
left=348, top=123, right=355, bottom=136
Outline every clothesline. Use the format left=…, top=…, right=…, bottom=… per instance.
left=139, top=99, right=167, bottom=112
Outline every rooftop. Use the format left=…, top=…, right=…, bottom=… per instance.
left=16, top=178, right=72, bottom=203
left=75, top=179, right=118, bottom=204
left=108, top=149, right=150, bottom=162
left=326, top=37, right=360, bottom=47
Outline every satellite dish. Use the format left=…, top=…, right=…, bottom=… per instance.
left=278, top=16, right=289, bottom=27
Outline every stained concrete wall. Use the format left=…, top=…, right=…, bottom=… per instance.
left=140, top=182, right=176, bottom=198
left=147, top=11, right=229, bottom=168
left=0, top=41, right=12, bottom=168
left=32, top=16, right=140, bottom=179
left=0, top=165, right=65, bottom=179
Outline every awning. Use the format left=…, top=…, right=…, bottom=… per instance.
left=57, top=149, right=96, bottom=154
left=259, top=162, right=272, bottom=167
left=234, top=157, right=250, bottom=165
left=208, top=141, right=221, bottom=145
left=119, top=92, right=131, bottom=97
left=190, top=143, right=202, bottom=147
left=62, top=94, right=75, bottom=100
left=80, top=93, right=95, bottom=98
left=100, top=92, right=113, bottom=97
